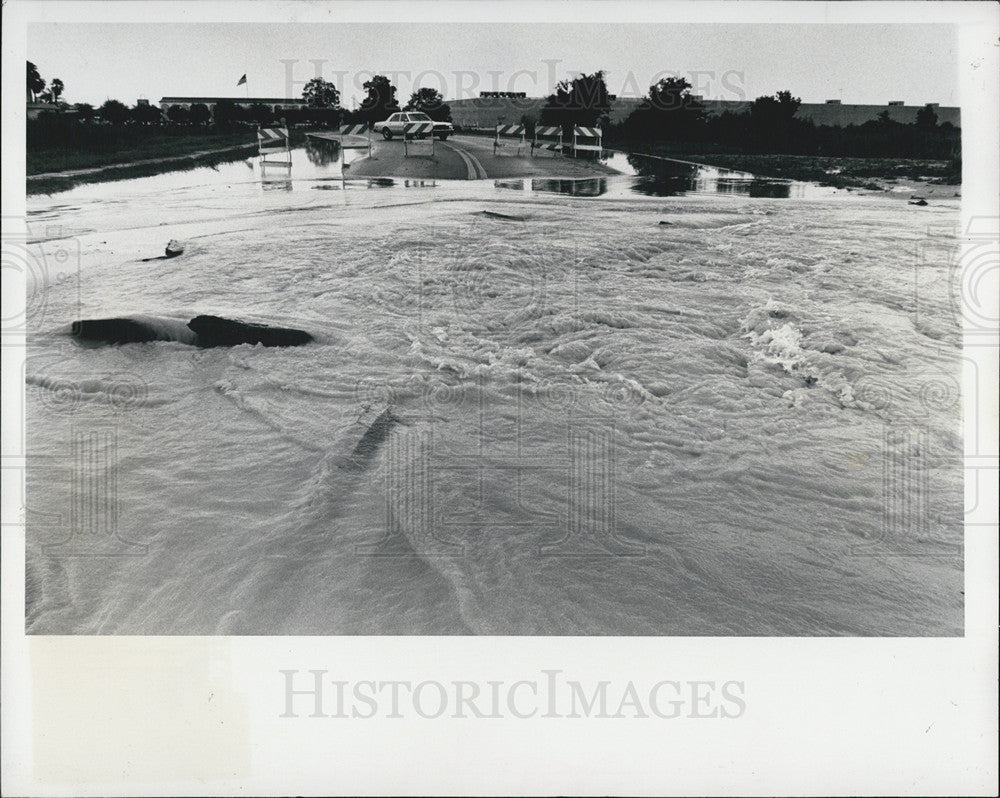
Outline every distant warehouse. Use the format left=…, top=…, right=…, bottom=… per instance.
left=159, top=96, right=309, bottom=115
left=448, top=93, right=960, bottom=129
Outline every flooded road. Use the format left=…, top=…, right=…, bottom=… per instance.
left=23, top=147, right=963, bottom=635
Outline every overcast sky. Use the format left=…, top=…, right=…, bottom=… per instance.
left=28, top=23, right=959, bottom=108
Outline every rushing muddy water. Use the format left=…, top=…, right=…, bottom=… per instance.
left=23, top=149, right=963, bottom=634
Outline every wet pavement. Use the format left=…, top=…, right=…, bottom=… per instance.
left=335, top=132, right=620, bottom=181
left=25, top=133, right=851, bottom=229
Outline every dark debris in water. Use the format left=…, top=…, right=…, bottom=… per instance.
left=71, top=314, right=313, bottom=348
left=187, top=315, right=313, bottom=347
left=478, top=210, right=528, bottom=221
left=141, top=239, right=184, bottom=262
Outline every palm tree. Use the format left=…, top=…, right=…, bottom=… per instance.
left=50, top=78, right=64, bottom=103
left=27, top=61, right=45, bottom=102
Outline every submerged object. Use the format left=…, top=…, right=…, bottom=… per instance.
left=140, top=239, right=186, bottom=262
left=186, top=315, right=313, bottom=348
left=908, top=199, right=928, bottom=206
left=71, top=316, right=197, bottom=345
left=478, top=210, right=527, bottom=221
left=346, top=408, right=400, bottom=467
left=329, top=407, right=404, bottom=472
left=69, top=314, right=312, bottom=348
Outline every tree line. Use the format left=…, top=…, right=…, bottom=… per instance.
left=298, top=76, right=453, bottom=124
left=27, top=62, right=453, bottom=138
left=28, top=59, right=959, bottom=161
left=534, top=71, right=959, bottom=160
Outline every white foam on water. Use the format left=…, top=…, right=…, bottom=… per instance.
left=23, top=176, right=964, bottom=635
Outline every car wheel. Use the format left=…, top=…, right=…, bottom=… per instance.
left=382, top=128, right=393, bottom=140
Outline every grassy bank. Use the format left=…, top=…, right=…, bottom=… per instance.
left=454, top=129, right=960, bottom=189
left=27, top=128, right=314, bottom=196
left=28, top=130, right=259, bottom=175
left=27, top=147, right=260, bottom=196
left=622, top=146, right=961, bottom=189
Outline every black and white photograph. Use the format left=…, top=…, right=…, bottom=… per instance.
left=2, top=0, right=997, bottom=795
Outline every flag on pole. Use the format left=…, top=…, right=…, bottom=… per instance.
left=237, top=74, right=247, bottom=86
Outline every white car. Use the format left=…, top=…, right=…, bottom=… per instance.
left=378, top=111, right=453, bottom=140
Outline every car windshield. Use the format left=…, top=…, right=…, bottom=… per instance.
left=408, top=113, right=432, bottom=121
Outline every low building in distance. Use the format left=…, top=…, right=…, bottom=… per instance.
left=448, top=92, right=960, bottom=129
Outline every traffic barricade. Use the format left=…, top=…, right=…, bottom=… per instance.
left=572, top=126, right=603, bottom=158
left=494, top=124, right=526, bottom=156
left=337, top=123, right=373, bottom=159
left=257, top=126, right=291, bottom=166
left=532, top=125, right=564, bottom=157
left=403, top=122, right=436, bottom=158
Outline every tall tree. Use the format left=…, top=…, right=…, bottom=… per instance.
left=540, top=70, right=611, bottom=132
left=50, top=78, right=64, bottom=103
left=27, top=61, right=45, bottom=101
left=774, top=90, right=801, bottom=117
left=404, top=87, right=451, bottom=121
left=357, top=74, right=399, bottom=123
left=748, top=90, right=802, bottom=152
left=915, top=103, right=938, bottom=128
left=98, top=99, right=131, bottom=125
left=301, top=77, right=340, bottom=108
left=620, top=76, right=706, bottom=143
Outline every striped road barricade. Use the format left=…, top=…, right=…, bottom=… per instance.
left=403, top=122, right=436, bottom=158
left=337, top=123, right=373, bottom=158
left=572, top=125, right=603, bottom=158
left=531, top=126, right=564, bottom=157
left=258, top=126, right=291, bottom=166
left=493, top=124, right=526, bottom=156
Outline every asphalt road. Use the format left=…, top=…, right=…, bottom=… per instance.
left=330, top=133, right=618, bottom=180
